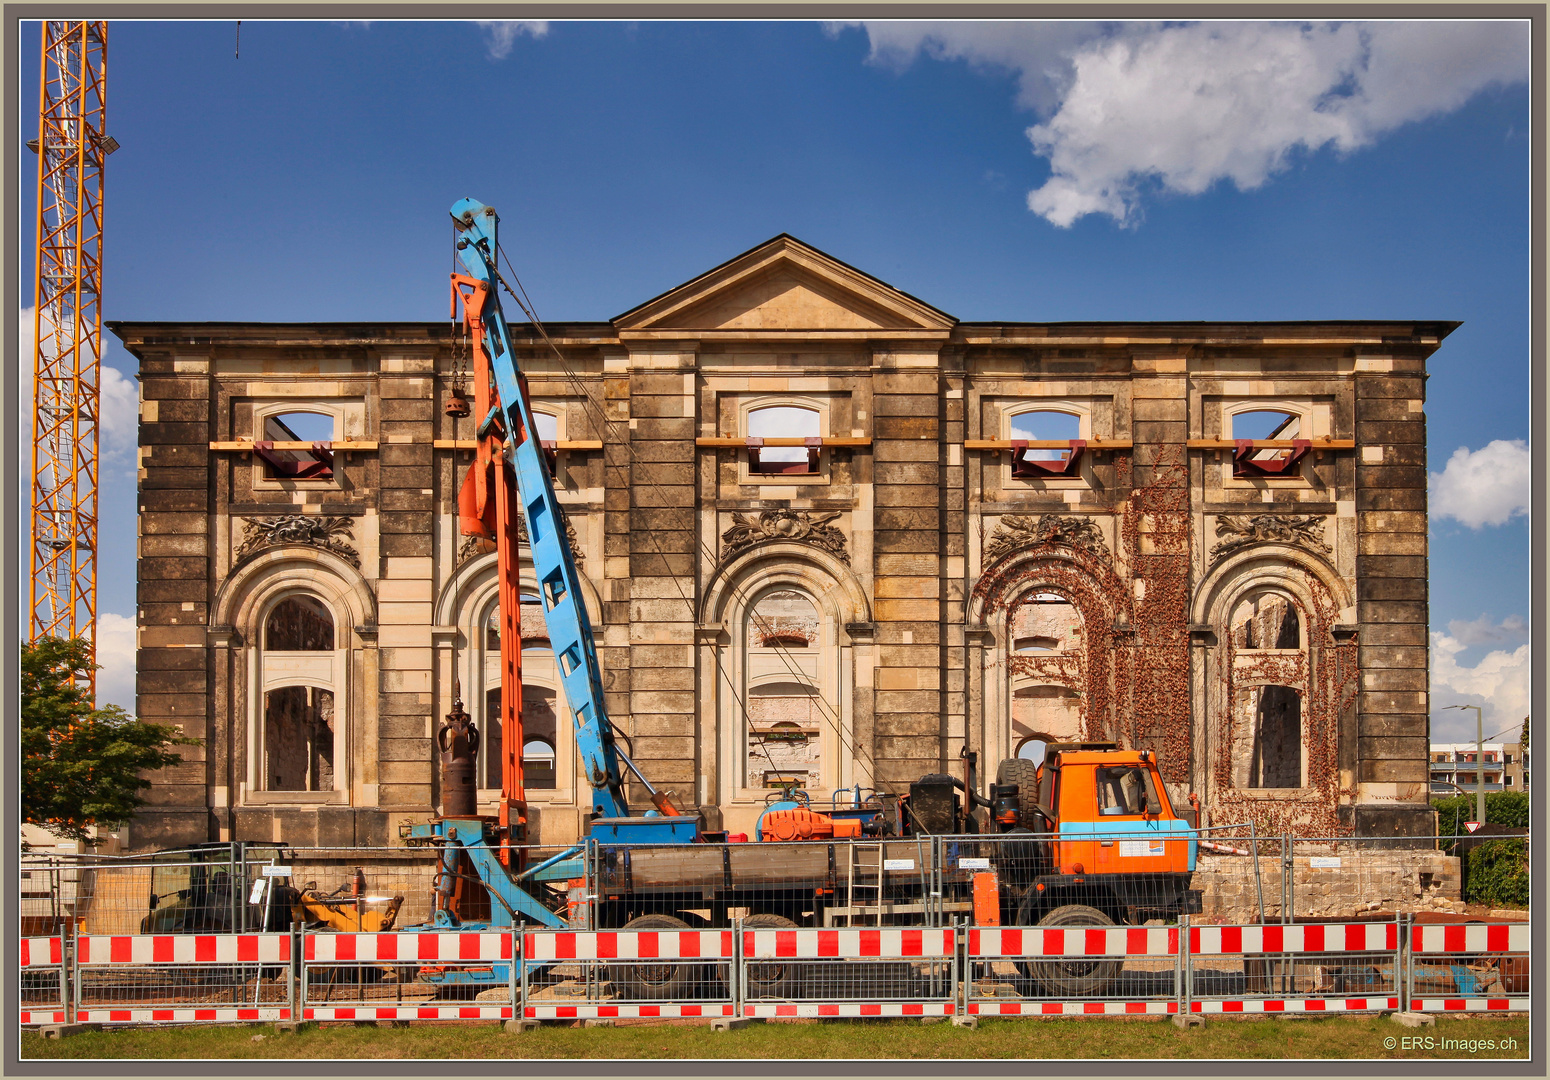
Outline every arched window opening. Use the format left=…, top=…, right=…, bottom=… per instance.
left=266, top=595, right=335, bottom=651
left=1016, top=737, right=1049, bottom=763
left=1012, top=636, right=1060, bottom=654
left=1234, top=685, right=1303, bottom=788
left=747, top=405, right=821, bottom=475
left=522, top=738, right=557, bottom=791
left=259, top=411, right=335, bottom=480
left=263, top=685, right=334, bottom=791
left=1231, top=593, right=1300, bottom=650
left=1009, top=409, right=1083, bottom=477
left=1229, top=409, right=1307, bottom=477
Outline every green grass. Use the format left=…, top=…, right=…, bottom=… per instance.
left=21, top=1014, right=1531, bottom=1060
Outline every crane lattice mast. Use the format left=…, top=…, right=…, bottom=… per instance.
left=30, top=20, right=112, bottom=692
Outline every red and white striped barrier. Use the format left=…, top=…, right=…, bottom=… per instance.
left=524, top=929, right=731, bottom=961
left=970, top=926, right=1177, bottom=958
left=1411, top=923, right=1528, bottom=954
left=77, top=933, right=291, bottom=965
left=742, top=1001, right=955, bottom=1018
left=20, top=936, right=66, bottom=1025
left=1191, top=922, right=1399, bottom=955
left=305, top=931, right=511, bottom=963
left=742, top=928, right=954, bottom=959
left=526, top=1003, right=736, bottom=1019
left=304, top=1004, right=512, bottom=1021
left=968, top=1000, right=1178, bottom=1016
left=78, top=1006, right=293, bottom=1024
left=1191, top=997, right=1398, bottom=1014
left=1413, top=997, right=1530, bottom=1014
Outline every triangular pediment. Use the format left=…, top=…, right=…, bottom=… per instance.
left=614, top=235, right=955, bottom=332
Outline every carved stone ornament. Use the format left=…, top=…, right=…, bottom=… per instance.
left=456, top=512, right=584, bottom=567
left=721, top=509, right=849, bottom=565
left=236, top=514, right=359, bottom=567
left=983, top=514, right=1108, bottom=565
left=1210, top=514, right=1329, bottom=559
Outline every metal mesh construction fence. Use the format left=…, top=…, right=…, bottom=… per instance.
left=74, top=933, right=293, bottom=1025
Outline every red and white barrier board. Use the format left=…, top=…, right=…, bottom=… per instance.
left=20, top=936, right=66, bottom=1026
left=303, top=1004, right=512, bottom=1021
left=21, top=936, right=63, bottom=968
left=1411, top=923, right=1529, bottom=954
left=1191, top=922, right=1399, bottom=955
left=77, top=933, right=290, bottom=965
left=78, top=1006, right=292, bottom=1024
left=969, top=926, right=1176, bottom=958
left=524, top=930, right=732, bottom=961
left=526, top=1003, right=736, bottom=1019
left=1191, top=997, right=1398, bottom=1014
left=742, top=1001, right=955, bottom=1018
left=1414, top=997, right=1530, bottom=1014
left=305, top=931, right=511, bottom=963
left=968, top=1000, right=1178, bottom=1016
left=742, top=928, right=954, bottom=959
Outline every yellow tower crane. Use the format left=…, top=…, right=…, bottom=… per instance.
left=29, top=20, right=116, bottom=694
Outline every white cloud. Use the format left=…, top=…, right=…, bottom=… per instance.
left=1446, top=613, right=1529, bottom=647
left=94, top=612, right=137, bottom=714
left=1429, top=439, right=1530, bottom=528
left=839, top=20, right=1528, bottom=227
left=477, top=20, right=548, bottom=60
left=1430, top=628, right=1530, bottom=744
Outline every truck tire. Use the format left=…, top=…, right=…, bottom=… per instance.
left=741, top=914, right=801, bottom=999
left=995, top=758, right=1043, bottom=831
left=1017, top=903, right=1121, bottom=999
left=609, top=914, right=696, bottom=1001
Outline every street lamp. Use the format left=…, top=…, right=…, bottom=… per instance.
left=1445, top=704, right=1485, bottom=825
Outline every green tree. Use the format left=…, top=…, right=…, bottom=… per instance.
left=21, top=636, right=194, bottom=843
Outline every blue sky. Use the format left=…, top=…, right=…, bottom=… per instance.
left=19, top=19, right=1532, bottom=745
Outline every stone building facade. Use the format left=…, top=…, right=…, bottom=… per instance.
left=115, top=235, right=1452, bottom=850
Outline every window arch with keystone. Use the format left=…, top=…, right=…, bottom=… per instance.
left=740, top=400, right=829, bottom=484
left=744, top=588, right=830, bottom=793
left=249, top=399, right=364, bottom=491
left=258, top=594, right=340, bottom=795
left=1000, top=402, right=1092, bottom=486
left=1220, top=400, right=1327, bottom=483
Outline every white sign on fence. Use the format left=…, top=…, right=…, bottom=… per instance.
left=1309, top=857, right=1342, bottom=869
left=262, top=866, right=293, bottom=877
left=249, top=877, right=268, bottom=905
left=958, top=857, right=990, bottom=870
left=883, top=859, right=915, bottom=871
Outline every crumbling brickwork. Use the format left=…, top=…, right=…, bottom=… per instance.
left=115, top=235, right=1452, bottom=848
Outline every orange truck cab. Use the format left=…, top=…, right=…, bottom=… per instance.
left=1009, top=742, right=1201, bottom=925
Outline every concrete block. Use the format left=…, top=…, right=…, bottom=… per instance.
left=919, top=1015, right=947, bottom=1024
left=40, top=1024, right=89, bottom=1039
left=273, top=1020, right=312, bottom=1033
left=1172, top=1013, right=1205, bottom=1029
left=582, top=1018, right=615, bottom=1028
left=1391, top=1012, right=1435, bottom=1028
left=505, top=1018, right=542, bottom=1033
left=951, top=1016, right=978, bottom=1029
left=710, top=1018, right=750, bottom=1031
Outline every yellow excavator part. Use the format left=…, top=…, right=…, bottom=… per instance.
left=293, top=892, right=404, bottom=933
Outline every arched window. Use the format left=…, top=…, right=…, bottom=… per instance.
left=479, top=593, right=565, bottom=793
left=1229, top=407, right=1308, bottom=477
left=266, top=595, right=334, bottom=651
left=745, top=588, right=825, bottom=791
left=1007, top=592, right=1083, bottom=753
left=522, top=736, right=557, bottom=791
left=747, top=405, right=821, bottom=475
left=258, top=411, right=335, bottom=480
left=257, top=592, right=340, bottom=795
left=1227, top=591, right=1307, bottom=789
left=1009, top=409, right=1082, bottom=472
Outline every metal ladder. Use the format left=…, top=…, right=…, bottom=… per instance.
left=846, top=841, right=885, bottom=926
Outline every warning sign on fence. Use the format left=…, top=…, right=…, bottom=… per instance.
left=1465, top=822, right=1482, bottom=833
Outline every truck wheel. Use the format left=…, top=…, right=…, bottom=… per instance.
left=1017, top=903, right=1121, bottom=999
left=741, top=914, right=801, bottom=999
left=995, top=758, right=1042, bottom=830
left=609, top=914, right=695, bottom=1001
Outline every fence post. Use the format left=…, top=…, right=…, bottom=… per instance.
left=1399, top=911, right=1411, bottom=1013
left=1178, top=913, right=1190, bottom=1017
left=731, top=916, right=743, bottom=1020
left=952, top=916, right=964, bottom=1019
left=67, top=921, right=78, bottom=1026
left=1248, top=822, right=1266, bottom=923
left=1281, top=833, right=1292, bottom=922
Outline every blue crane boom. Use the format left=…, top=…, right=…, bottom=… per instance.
left=448, top=198, right=630, bottom=822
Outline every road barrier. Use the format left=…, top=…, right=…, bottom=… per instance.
left=74, top=933, right=292, bottom=1024
left=20, top=936, right=67, bottom=1026
left=301, top=930, right=513, bottom=1021
left=965, top=925, right=1180, bottom=1016
left=522, top=929, right=735, bottom=1020
left=1408, top=921, right=1529, bottom=1014
left=21, top=915, right=1527, bottom=1029
left=1188, top=919, right=1401, bottom=1014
